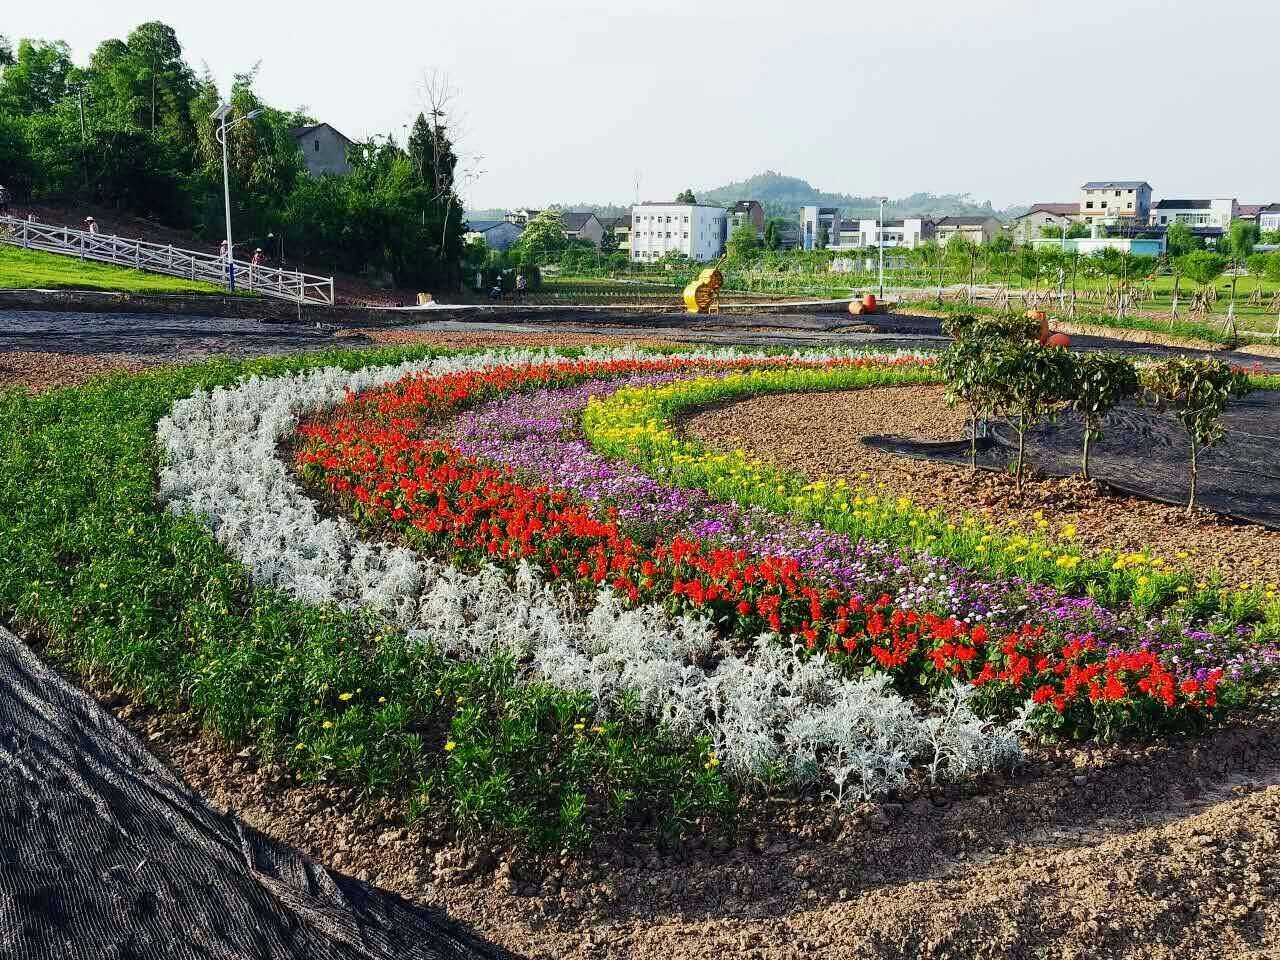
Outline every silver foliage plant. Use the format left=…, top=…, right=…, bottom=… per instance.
left=156, top=345, right=1024, bottom=804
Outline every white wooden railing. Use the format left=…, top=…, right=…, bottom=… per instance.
left=0, top=216, right=334, bottom=305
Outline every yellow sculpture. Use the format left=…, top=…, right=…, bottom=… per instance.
left=683, top=265, right=724, bottom=314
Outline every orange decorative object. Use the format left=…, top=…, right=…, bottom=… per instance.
left=862, top=293, right=878, bottom=312
left=1046, top=332, right=1072, bottom=349
left=847, top=301, right=865, bottom=315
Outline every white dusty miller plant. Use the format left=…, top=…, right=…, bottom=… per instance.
left=156, top=345, right=1024, bottom=804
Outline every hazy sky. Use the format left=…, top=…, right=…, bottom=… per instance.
left=9, top=0, right=1279, bottom=209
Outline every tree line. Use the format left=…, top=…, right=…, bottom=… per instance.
left=0, top=25, right=465, bottom=289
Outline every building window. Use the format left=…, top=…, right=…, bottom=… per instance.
left=1114, top=190, right=1120, bottom=197
left=314, top=139, right=320, bottom=152
left=1086, top=202, right=1094, bottom=209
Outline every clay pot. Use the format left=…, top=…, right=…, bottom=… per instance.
left=1046, top=332, right=1072, bottom=349
left=862, top=294, right=878, bottom=312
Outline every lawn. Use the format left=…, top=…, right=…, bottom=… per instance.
left=0, top=244, right=235, bottom=296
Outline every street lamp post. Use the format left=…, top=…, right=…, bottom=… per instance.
left=211, top=103, right=263, bottom=291
left=877, top=197, right=887, bottom=301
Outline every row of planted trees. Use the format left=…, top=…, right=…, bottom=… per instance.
left=939, top=315, right=1253, bottom=510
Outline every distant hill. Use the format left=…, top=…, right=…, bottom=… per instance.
left=468, top=172, right=1019, bottom=224
left=699, top=172, right=1011, bottom=222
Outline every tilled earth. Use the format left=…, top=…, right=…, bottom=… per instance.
left=99, top=686, right=1280, bottom=960
left=682, top=384, right=1280, bottom=587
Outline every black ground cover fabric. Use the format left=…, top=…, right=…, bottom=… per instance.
left=865, top=391, right=1280, bottom=529
left=0, top=628, right=515, bottom=960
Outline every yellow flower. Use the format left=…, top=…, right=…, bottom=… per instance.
left=338, top=692, right=353, bottom=702
left=444, top=740, right=457, bottom=752
left=1176, top=585, right=1189, bottom=594
left=378, top=696, right=387, bottom=704
left=322, top=720, right=333, bottom=730
left=573, top=722, right=586, bottom=733
left=1137, top=575, right=1150, bottom=586
left=1060, top=524, right=1076, bottom=540
left=1176, top=551, right=1189, bottom=560
left=1032, top=510, right=1044, bottom=520
left=295, top=743, right=306, bottom=751
left=434, top=687, right=443, bottom=696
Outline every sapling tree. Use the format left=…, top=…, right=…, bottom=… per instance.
left=939, top=334, right=1004, bottom=471
left=993, top=342, right=1074, bottom=498
left=1064, top=354, right=1139, bottom=480
left=1139, top=358, right=1252, bottom=512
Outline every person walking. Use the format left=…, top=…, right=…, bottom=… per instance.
left=84, top=216, right=98, bottom=235
left=251, top=248, right=264, bottom=267
left=515, top=273, right=528, bottom=301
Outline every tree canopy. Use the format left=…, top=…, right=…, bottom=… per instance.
left=0, top=22, right=466, bottom=288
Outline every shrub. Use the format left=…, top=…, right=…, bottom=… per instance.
left=1064, top=354, right=1140, bottom=480
left=1139, top=358, right=1251, bottom=511
left=992, top=343, right=1075, bottom=497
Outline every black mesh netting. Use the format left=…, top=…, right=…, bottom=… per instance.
left=864, top=390, right=1280, bottom=529
left=0, top=628, right=514, bottom=960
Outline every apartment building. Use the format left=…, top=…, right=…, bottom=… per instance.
left=1079, top=181, right=1152, bottom=224
left=630, top=202, right=726, bottom=262
left=725, top=200, right=766, bottom=237
left=1152, top=198, right=1238, bottom=229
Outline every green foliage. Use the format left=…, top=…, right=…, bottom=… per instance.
left=1226, top=219, right=1260, bottom=260
left=0, top=346, right=735, bottom=850
left=1066, top=221, right=1089, bottom=239
left=1265, top=254, right=1280, bottom=285
left=1064, top=354, right=1139, bottom=479
left=1178, top=250, right=1229, bottom=288
left=674, top=188, right=696, bottom=204
left=763, top=219, right=782, bottom=250
left=1139, top=358, right=1252, bottom=510
left=726, top=222, right=761, bottom=260
left=992, top=343, right=1075, bottom=496
left=0, top=23, right=466, bottom=289
left=1165, top=221, right=1197, bottom=257
left=518, top=209, right=568, bottom=256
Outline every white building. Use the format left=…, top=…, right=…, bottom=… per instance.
left=1080, top=181, right=1152, bottom=225
left=852, top=218, right=933, bottom=249
left=1258, top=204, right=1280, bottom=233
left=630, top=202, right=726, bottom=262
left=1152, top=198, right=1238, bottom=229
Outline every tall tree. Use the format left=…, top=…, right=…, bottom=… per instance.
left=0, top=38, right=72, bottom=112
left=763, top=218, right=781, bottom=250
left=675, top=188, right=696, bottom=204
left=1165, top=221, right=1195, bottom=257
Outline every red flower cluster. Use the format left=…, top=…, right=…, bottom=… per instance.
left=295, top=355, right=1222, bottom=732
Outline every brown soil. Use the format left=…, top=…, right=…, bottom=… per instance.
left=682, top=385, right=1280, bottom=586
left=92, top=680, right=1280, bottom=960
left=0, top=350, right=159, bottom=393
left=339, top=328, right=680, bottom=351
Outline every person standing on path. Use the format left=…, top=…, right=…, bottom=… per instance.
left=84, top=216, right=98, bottom=235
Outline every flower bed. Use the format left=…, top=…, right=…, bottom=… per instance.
left=291, top=354, right=1274, bottom=744
left=4, top=343, right=1275, bottom=854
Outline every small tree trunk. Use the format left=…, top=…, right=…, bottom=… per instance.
left=1187, top=440, right=1198, bottom=513
left=1015, top=413, right=1026, bottom=499
left=969, top=408, right=978, bottom=473
left=1081, top=424, right=1091, bottom=480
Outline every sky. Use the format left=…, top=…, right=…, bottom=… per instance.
left=8, top=0, right=1279, bottom=211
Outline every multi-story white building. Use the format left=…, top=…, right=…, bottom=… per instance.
left=1079, top=181, right=1152, bottom=225
left=1152, top=198, right=1238, bottom=229
left=630, top=202, right=726, bottom=262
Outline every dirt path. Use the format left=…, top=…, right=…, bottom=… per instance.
left=97, top=678, right=1280, bottom=960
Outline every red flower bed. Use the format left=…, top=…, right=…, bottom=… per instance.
left=295, top=356, right=1222, bottom=735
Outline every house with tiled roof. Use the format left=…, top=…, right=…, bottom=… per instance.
left=464, top=219, right=524, bottom=251
left=1010, top=203, right=1079, bottom=242
left=288, top=123, right=355, bottom=177
left=559, top=212, right=604, bottom=250
left=934, top=215, right=1004, bottom=245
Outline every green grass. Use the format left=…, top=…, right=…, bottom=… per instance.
left=0, top=346, right=733, bottom=851
left=0, top=244, right=237, bottom=296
